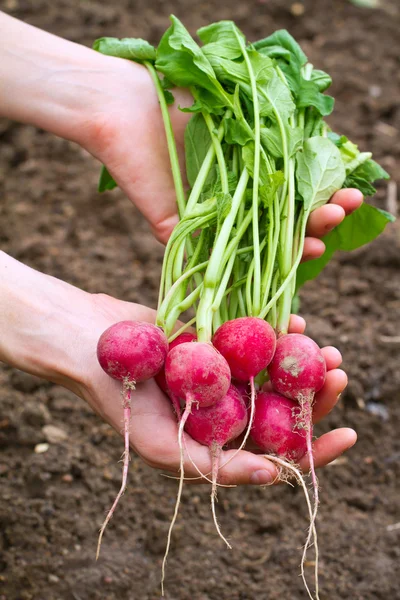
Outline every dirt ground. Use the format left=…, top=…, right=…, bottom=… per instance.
left=0, top=0, right=399, bottom=599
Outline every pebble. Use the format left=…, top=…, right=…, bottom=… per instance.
left=48, top=574, right=59, bottom=583
left=291, top=2, right=305, bottom=16
left=34, top=443, right=49, bottom=454
left=42, top=425, right=68, bottom=444
left=365, top=402, right=389, bottom=421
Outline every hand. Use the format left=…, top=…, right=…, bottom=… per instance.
left=77, top=58, right=364, bottom=254
left=0, top=14, right=363, bottom=254
left=78, top=297, right=356, bottom=486
left=0, top=251, right=355, bottom=486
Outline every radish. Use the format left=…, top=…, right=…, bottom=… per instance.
left=212, top=317, right=276, bottom=459
left=161, top=341, right=231, bottom=593
left=96, top=320, right=168, bottom=559
left=155, top=331, right=197, bottom=418
left=251, top=390, right=307, bottom=462
left=165, top=341, right=231, bottom=409
left=268, top=333, right=326, bottom=598
left=267, top=333, right=326, bottom=502
left=185, top=384, right=248, bottom=547
left=212, top=317, right=276, bottom=382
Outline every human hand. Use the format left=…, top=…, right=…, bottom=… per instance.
left=0, top=253, right=355, bottom=485
left=0, top=14, right=363, bottom=254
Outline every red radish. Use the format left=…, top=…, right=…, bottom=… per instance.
left=185, top=384, right=248, bottom=547
left=212, top=317, right=276, bottom=382
left=212, top=317, right=276, bottom=460
left=268, top=332, right=326, bottom=583
left=267, top=333, right=325, bottom=491
left=165, top=342, right=231, bottom=408
left=251, top=390, right=307, bottom=462
left=161, top=341, right=231, bottom=592
left=98, top=320, right=168, bottom=383
left=155, top=331, right=197, bottom=418
left=96, top=320, right=168, bottom=559
left=267, top=333, right=326, bottom=402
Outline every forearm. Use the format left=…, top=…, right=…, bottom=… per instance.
left=0, top=251, right=94, bottom=392
left=0, top=11, right=116, bottom=143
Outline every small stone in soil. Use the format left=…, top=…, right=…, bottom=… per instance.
left=34, top=443, right=49, bottom=454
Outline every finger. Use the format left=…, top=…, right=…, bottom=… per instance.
left=329, top=188, right=363, bottom=215
left=299, top=427, right=357, bottom=471
left=288, top=314, right=306, bottom=334
left=306, top=204, right=346, bottom=237
left=321, top=346, right=342, bottom=371
left=127, top=381, right=279, bottom=486
left=301, top=237, right=325, bottom=262
left=313, top=368, right=348, bottom=423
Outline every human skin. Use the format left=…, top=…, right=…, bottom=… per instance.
left=0, top=12, right=359, bottom=483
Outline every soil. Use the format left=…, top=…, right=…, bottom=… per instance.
left=0, top=1, right=399, bottom=599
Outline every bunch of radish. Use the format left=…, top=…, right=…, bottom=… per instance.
left=93, top=16, right=392, bottom=600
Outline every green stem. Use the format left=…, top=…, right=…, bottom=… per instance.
left=211, top=252, right=237, bottom=316
left=276, top=156, right=296, bottom=332
left=237, top=32, right=261, bottom=315
left=203, top=112, right=229, bottom=194
left=164, top=284, right=203, bottom=337
left=168, top=317, right=197, bottom=343
left=259, top=208, right=311, bottom=321
left=144, top=62, right=186, bottom=218
left=196, top=168, right=249, bottom=342
left=157, top=260, right=208, bottom=328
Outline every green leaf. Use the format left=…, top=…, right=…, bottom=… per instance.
left=343, top=175, right=377, bottom=196
left=224, top=117, right=253, bottom=145
left=156, top=16, right=232, bottom=109
left=98, top=166, right=118, bottom=192
left=184, top=113, right=212, bottom=188
left=216, top=192, right=232, bottom=231
left=198, top=20, right=244, bottom=60
left=257, top=67, right=296, bottom=120
left=252, top=44, right=292, bottom=62
left=338, top=139, right=360, bottom=163
left=260, top=122, right=303, bottom=158
left=296, top=202, right=395, bottom=289
left=242, top=142, right=270, bottom=186
left=296, top=78, right=334, bottom=116
left=259, top=171, right=285, bottom=206
left=310, top=69, right=332, bottom=92
left=327, top=132, right=348, bottom=147
left=93, top=37, right=156, bottom=63
left=253, top=29, right=307, bottom=66
left=212, top=171, right=238, bottom=195
left=353, top=159, right=390, bottom=182
left=164, top=89, right=175, bottom=105
left=296, top=137, right=346, bottom=210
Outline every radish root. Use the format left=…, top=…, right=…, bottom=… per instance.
left=161, top=394, right=193, bottom=595
left=96, top=380, right=133, bottom=560
left=263, top=454, right=320, bottom=600
left=210, top=443, right=232, bottom=549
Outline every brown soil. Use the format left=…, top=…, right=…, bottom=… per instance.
left=0, top=1, right=399, bottom=599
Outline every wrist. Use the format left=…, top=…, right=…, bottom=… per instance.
left=0, top=12, right=146, bottom=148
left=0, top=252, right=103, bottom=395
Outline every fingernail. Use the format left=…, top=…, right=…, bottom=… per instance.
left=250, top=469, right=275, bottom=485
